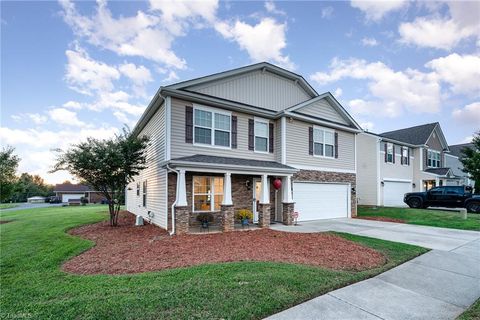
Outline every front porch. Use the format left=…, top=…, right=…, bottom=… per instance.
left=167, top=155, right=298, bottom=235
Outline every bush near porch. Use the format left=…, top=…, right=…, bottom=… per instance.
left=358, top=206, right=480, bottom=231
left=1, top=205, right=426, bottom=320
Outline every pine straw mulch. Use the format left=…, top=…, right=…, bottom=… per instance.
left=63, top=211, right=386, bottom=275
left=355, top=216, right=406, bottom=223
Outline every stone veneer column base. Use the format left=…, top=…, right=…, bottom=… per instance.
left=174, top=205, right=189, bottom=235
left=282, top=202, right=295, bottom=225
left=258, top=203, right=271, bottom=228
left=221, top=205, right=235, bottom=232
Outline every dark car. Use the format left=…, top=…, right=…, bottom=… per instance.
left=404, top=186, right=480, bottom=213
left=48, top=196, right=61, bottom=204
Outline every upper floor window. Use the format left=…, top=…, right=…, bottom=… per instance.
left=194, top=108, right=231, bottom=148
left=193, top=176, right=223, bottom=212
left=386, top=143, right=394, bottom=163
left=142, top=180, right=147, bottom=207
left=313, top=127, right=335, bottom=158
left=428, top=150, right=441, bottom=168
left=254, top=119, right=269, bottom=152
left=401, top=147, right=408, bottom=165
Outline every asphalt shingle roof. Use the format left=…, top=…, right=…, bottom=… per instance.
left=171, top=155, right=296, bottom=170
left=448, top=143, right=474, bottom=158
left=424, top=168, right=451, bottom=176
left=54, top=183, right=92, bottom=192
left=380, top=122, right=438, bottom=145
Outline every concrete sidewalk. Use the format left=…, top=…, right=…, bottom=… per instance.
left=268, top=220, right=480, bottom=320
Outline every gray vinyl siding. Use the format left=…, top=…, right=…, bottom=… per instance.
left=275, top=118, right=282, bottom=163
left=170, top=98, right=276, bottom=161
left=445, top=154, right=464, bottom=177
left=295, top=98, right=348, bottom=125
left=380, top=142, right=414, bottom=181
left=186, top=70, right=311, bottom=111
left=285, top=119, right=355, bottom=171
left=356, top=133, right=378, bottom=205
left=126, top=104, right=167, bottom=229
left=426, top=127, right=443, bottom=151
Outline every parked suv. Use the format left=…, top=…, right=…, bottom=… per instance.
left=404, top=186, right=480, bottom=213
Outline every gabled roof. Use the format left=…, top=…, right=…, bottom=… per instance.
left=448, top=143, right=474, bottom=158
left=424, top=168, right=452, bottom=176
left=379, top=122, right=449, bottom=150
left=165, top=62, right=318, bottom=98
left=54, top=183, right=92, bottom=192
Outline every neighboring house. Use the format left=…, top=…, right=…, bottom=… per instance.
left=27, top=196, right=46, bottom=203
left=126, top=62, right=362, bottom=234
left=356, top=122, right=467, bottom=207
left=54, top=183, right=104, bottom=203
left=446, top=143, right=475, bottom=187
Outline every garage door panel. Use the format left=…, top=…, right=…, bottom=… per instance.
left=293, top=183, right=349, bottom=221
left=62, top=194, right=84, bottom=202
left=383, top=181, right=411, bottom=207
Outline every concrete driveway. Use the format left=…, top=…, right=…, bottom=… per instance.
left=268, top=219, right=480, bottom=320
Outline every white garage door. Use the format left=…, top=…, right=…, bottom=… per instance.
left=293, top=182, right=350, bottom=221
left=383, top=181, right=411, bottom=207
left=62, top=193, right=84, bottom=202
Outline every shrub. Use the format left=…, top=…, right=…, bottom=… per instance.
left=235, top=209, right=253, bottom=220
left=196, top=212, right=214, bottom=223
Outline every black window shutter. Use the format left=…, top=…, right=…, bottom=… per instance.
left=407, top=148, right=410, bottom=165
left=334, top=132, right=339, bottom=158
left=231, top=116, right=238, bottom=149
left=425, top=148, right=428, bottom=168
left=308, top=127, right=313, bottom=155
left=248, top=119, right=254, bottom=151
left=400, top=147, right=404, bottom=165
left=393, top=145, right=395, bottom=163
left=384, top=143, right=387, bottom=162
left=268, top=123, right=274, bottom=153
left=185, top=106, right=193, bottom=143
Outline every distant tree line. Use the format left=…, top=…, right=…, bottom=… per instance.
left=0, top=147, right=54, bottom=203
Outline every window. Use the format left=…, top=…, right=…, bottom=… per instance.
left=429, top=187, right=443, bottom=195
left=445, top=186, right=462, bottom=195
left=401, top=147, right=408, bottom=165
left=193, top=176, right=223, bottom=212
left=136, top=183, right=140, bottom=196
left=142, top=180, right=147, bottom=207
left=386, top=143, right=394, bottom=163
left=313, top=127, right=335, bottom=158
left=428, top=150, right=441, bottom=168
left=194, top=107, right=231, bottom=147
left=254, top=120, right=269, bottom=152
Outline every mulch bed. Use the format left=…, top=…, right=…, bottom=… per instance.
left=355, top=216, right=406, bottom=223
left=63, top=211, right=386, bottom=275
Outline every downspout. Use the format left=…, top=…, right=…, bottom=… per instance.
left=166, top=164, right=178, bottom=236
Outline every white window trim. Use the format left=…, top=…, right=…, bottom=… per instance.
left=253, top=117, right=270, bottom=154
left=427, top=150, right=441, bottom=168
left=401, top=147, right=409, bottom=166
left=386, top=143, right=394, bottom=164
left=312, top=126, right=335, bottom=159
left=193, top=104, right=232, bottom=150
left=192, top=176, right=224, bottom=212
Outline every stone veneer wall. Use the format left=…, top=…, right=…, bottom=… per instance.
left=292, top=170, right=357, bottom=217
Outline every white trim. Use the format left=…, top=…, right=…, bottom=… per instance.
left=354, top=134, right=357, bottom=173
left=376, top=138, right=381, bottom=206
left=383, top=178, right=412, bottom=183
left=282, top=175, right=294, bottom=203
left=260, top=174, right=270, bottom=204
left=176, top=169, right=187, bottom=206
left=222, top=172, right=233, bottom=205
left=191, top=175, right=224, bottom=212
left=386, top=142, right=394, bottom=163
left=312, top=125, right=336, bottom=158
left=165, top=96, right=171, bottom=161
left=253, top=117, right=270, bottom=153
left=164, top=170, right=168, bottom=229
left=445, top=153, right=459, bottom=159
left=281, top=116, right=287, bottom=164
left=173, top=166, right=294, bottom=176
left=420, top=147, right=424, bottom=170
left=283, top=111, right=361, bottom=133
left=192, top=104, right=232, bottom=149
left=290, top=164, right=356, bottom=173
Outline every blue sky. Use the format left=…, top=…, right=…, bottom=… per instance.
left=1, top=0, right=479, bottom=183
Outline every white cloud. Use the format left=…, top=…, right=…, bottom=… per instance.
left=62, top=100, right=84, bottom=109
left=360, top=121, right=374, bottom=131
left=334, top=87, right=343, bottom=97
left=426, top=53, right=480, bottom=96
left=215, top=18, right=294, bottom=69
left=119, top=62, right=153, bottom=96
left=321, top=6, right=334, bottom=19
left=311, top=57, right=441, bottom=117
left=48, top=108, right=87, bottom=127
left=350, top=0, right=408, bottom=21
left=398, top=1, right=480, bottom=50
left=452, top=102, right=480, bottom=124
left=361, top=37, right=379, bottom=47
left=265, top=1, right=286, bottom=15
left=11, top=113, right=48, bottom=125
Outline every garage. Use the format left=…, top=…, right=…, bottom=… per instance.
left=293, top=182, right=350, bottom=221
left=383, top=181, right=411, bottom=207
left=61, top=193, right=85, bottom=203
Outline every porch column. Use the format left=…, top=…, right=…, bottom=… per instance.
left=221, top=172, right=234, bottom=232
left=176, top=169, right=187, bottom=206
left=282, top=175, right=295, bottom=226
left=175, top=169, right=189, bottom=235
left=258, top=174, right=270, bottom=228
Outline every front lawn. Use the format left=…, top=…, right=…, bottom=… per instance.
left=1, top=206, right=427, bottom=319
left=0, top=203, right=18, bottom=210
left=458, top=298, right=480, bottom=320
left=358, top=206, right=480, bottom=231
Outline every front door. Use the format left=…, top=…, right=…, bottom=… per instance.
left=252, top=179, right=261, bottom=223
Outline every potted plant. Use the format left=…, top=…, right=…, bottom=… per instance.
left=235, top=209, right=253, bottom=226
left=196, top=212, right=214, bottom=228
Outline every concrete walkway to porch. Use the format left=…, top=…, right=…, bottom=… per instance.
left=267, top=218, right=480, bottom=320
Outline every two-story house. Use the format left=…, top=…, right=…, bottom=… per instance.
left=356, top=122, right=470, bottom=207
left=446, top=143, right=475, bottom=187
left=125, top=62, right=362, bottom=234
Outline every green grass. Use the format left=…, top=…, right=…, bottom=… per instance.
left=0, top=203, right=18, bottom=210
left=358, top=206, right=480, bottom=231
left=458, top=299, right=480, bottom=320
left=1, top=206, right=427, bottom=320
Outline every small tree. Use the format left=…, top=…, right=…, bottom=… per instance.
left=460, top=131, right=480, bottom=193
left=52, top=128, right=149, bottom=226
left=0, top=146, right=20, bottom=202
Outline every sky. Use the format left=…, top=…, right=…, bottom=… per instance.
left=1, top=0, right=479, bottom=184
